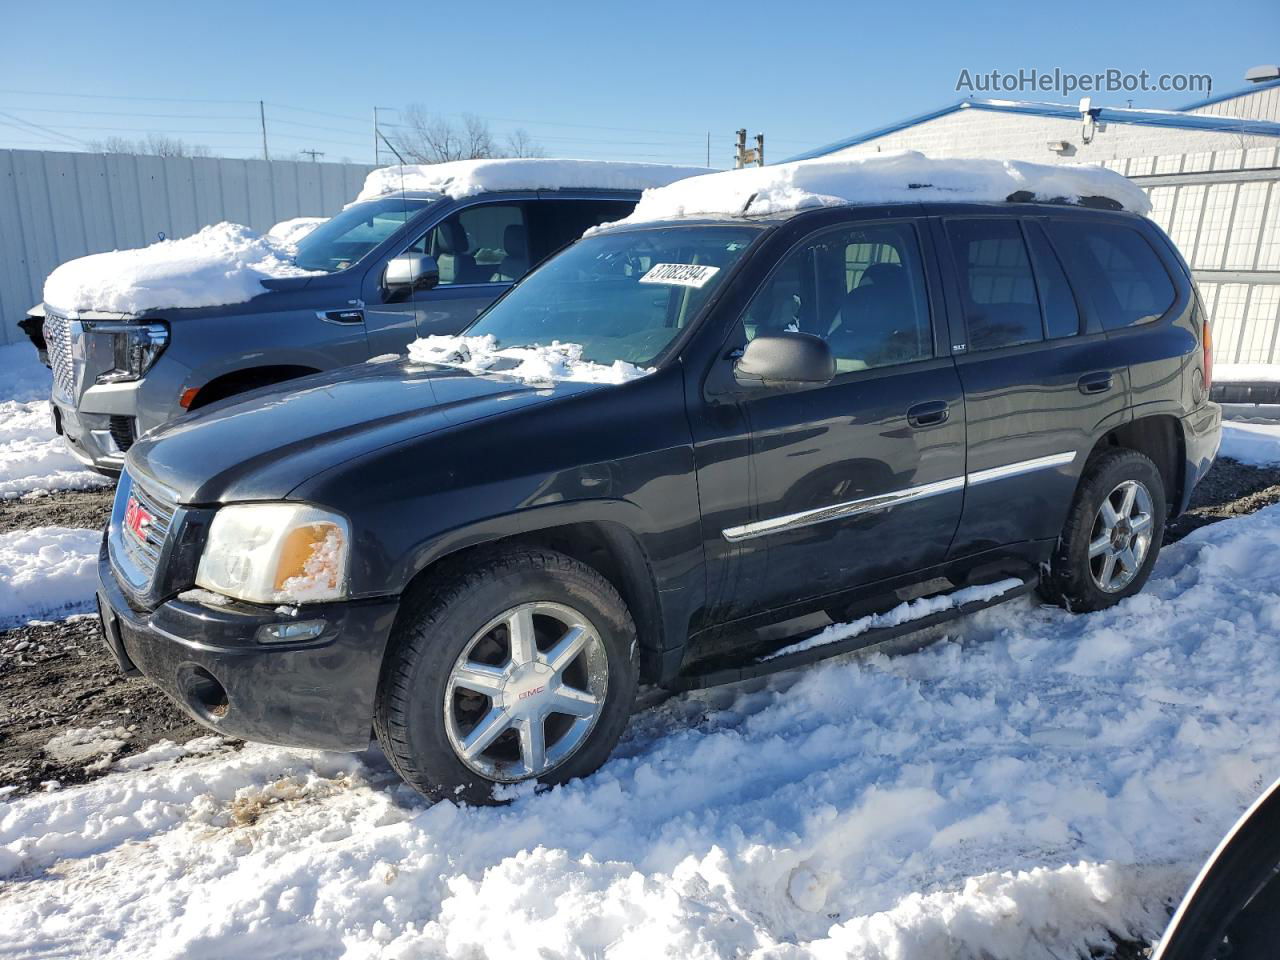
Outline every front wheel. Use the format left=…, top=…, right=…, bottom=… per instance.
left=1040, top=448, right=1167, bottom=613
left=374, top=547, right=638, bottom=804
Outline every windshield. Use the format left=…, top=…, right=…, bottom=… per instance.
left=466, top=225, right=760, bottom=367
left=293, top=197, right=429, bottom=272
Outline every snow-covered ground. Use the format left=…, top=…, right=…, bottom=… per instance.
left=0, top=526, right=101, bottom=628
left=5, top=503, right=1280, bottom=958
left=0, top=343, right=111, bottom=501
left=1220, top=420, right=1280, bottom=466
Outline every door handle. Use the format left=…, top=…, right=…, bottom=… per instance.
left=1078, top=371, right=1114, bottom=395
left=906, top=400, right=949, bottom=428
left=317, top=308, right=365, bottom=325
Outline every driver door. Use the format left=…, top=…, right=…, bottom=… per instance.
left=711, top=218, right=966, bottom=618
left=361, top=201, right=528, bottom=354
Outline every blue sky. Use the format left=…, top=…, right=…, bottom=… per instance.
left=1, top=0, right=1276, bottom=167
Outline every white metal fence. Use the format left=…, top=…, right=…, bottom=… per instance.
left=0, top=149, right=375, bottom=346
left=1122, top=151, right=1280, bottom=367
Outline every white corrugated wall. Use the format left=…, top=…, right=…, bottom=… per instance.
left=0, top=150, right=375, bottom=346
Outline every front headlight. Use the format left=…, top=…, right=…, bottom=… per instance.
left=196, top=503, right=350, bottom=604
left=83, top=321, right=168, bottom=384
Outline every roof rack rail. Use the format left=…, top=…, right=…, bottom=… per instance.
left=1005, top=190, right=1124, bottom=211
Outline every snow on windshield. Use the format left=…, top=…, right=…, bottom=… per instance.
left=406, top=334, right=652, bottom=385
left=355, top=158, right=711, bottom=203
left=600, top=150, right=1152, bottom=229
left=265, top=216, right=328, bottom=246
left=42, top=222, right=322, bottom=316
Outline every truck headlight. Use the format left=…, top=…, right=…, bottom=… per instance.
left=83, top=321, right=169, bottom=384
left=196, top=503, right=350, bottom=604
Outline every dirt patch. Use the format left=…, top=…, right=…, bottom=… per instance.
left=1165, top=457, right=1280, bottom=543
left=0, top=616, right=204, bottom=796
left=0, top=488, right=114, bottom=535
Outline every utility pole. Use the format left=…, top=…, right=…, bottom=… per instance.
left=301, top=149, right=324, bottom=162
left=258, top=100, right=269, bottom=161
left=373, top=106, right=379, bottom=166
left=734, top=129, right=765, bottom=168
left=706, top=131, right=710, bottom=168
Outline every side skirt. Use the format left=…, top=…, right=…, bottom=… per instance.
left=663, top=573, right=1038, bottom=691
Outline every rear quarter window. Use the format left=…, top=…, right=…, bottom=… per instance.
left=1046, top=220, right=1176, bottom=330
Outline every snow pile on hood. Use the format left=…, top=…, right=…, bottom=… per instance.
left=265, top=216, right=327, bottom=246
left=356, top=157, right=711, bottom=203
left=601, top=150, right=1151, bottom=227
left=407, top=334, right=652, bottom=384
left=5, top=504, right=1280, bottom=958
left=42, top=222, right=323, bottom=316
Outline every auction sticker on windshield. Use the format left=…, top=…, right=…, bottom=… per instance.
left=638, top=263, right=721, bottom=288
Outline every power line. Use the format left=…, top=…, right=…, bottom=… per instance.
left=0, top=88, right=255, bottom=105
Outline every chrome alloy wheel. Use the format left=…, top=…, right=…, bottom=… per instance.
left=1088, top=479, right=1155, bottom=593
left=443, top=601, right=609, bottom=782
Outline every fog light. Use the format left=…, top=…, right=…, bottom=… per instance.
left=256, top=620, right=326, bottom=644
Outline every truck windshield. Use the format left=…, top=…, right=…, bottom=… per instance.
left=466, top=225, right=761, bottom=367
left=293, top=197, right=429, bottom=272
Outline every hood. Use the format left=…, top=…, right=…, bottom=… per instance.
left=127, top=358, right=601, bottom=504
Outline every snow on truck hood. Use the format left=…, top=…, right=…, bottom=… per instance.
left=406, top=335, right=652, bottom=385
left=354, top=157, right=712, bottom=203
left=42, top=221, right=322, bottom=317
left=599, top=150, right=1153, bottom=228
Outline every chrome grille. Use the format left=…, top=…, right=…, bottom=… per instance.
left=112, top=472, right=177, bottom=591
left=43, top=313, right=76, bottom=402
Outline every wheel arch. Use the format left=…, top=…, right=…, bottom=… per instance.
left=1086, top=413, right=1185, bottom=516
left=188, top=364, right=321, bottom=409
left=396, top=513, right=669, bottom=683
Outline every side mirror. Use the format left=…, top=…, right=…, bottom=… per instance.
left=383, top=253, right=440, bottom=292
left=733, top=332, right=835, bottom=391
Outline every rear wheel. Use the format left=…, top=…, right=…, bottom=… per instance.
left=374, top=547, right=638, bottom=804
left=1040, top=448, right=1166, bottom=613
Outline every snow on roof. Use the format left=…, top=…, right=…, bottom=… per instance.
left=42, top=222, right=321, bottom=316
left=354, top=158, right=712, bottom=203
left=601, top=150, right=1152, bottom=229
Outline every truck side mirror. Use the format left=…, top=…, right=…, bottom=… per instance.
left=383, top=254, right=440, bottom=293
left=733, top=332, right=835, bottom=392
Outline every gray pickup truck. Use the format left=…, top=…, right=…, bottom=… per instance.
left=35, top=180, right=659, bottom=474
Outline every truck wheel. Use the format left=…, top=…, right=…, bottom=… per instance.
left=374, top=547, right=638, bottom=804
left=1040, top=448, right=1167, bottom=613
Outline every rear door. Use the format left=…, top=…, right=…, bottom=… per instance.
left=710, top=216, right=966, bottom=618
left=935, top=213, right=1129, bottom=556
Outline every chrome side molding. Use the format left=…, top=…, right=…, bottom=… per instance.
left=722, top=451, right=1077, bottom=542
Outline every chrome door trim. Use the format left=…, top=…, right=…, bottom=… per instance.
left=722, top=476, right=965, bottom=543
left=720, top=451, right=1078, bottom=542
left=966, top=451, right=1077, bottom=486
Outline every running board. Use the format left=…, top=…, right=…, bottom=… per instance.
left=663, top=575, right=1038, bottom=692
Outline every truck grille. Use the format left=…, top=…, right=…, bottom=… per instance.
left=111, top=472, right=177, bottom=592
left=43, top=313, right=76, bottom=402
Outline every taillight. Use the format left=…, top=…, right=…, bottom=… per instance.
left=1202, top=317, right=1213, bottom=392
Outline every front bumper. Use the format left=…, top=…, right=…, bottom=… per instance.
left=1179, top=401, right=1222, bottom=515
left=97, top=545, right=399, bottom=751
left=51, top=398, right=126, bottom=474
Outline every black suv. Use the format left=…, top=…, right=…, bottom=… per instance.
left=97, top=198, right=1220, bottom=802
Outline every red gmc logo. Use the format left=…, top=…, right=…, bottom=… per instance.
left=123, top=495, right=154, bottom=543
left=518, top=686, right=545, bottom=701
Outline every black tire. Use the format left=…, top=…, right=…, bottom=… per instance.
left=1040, top=448, right=1167, bottom=613
left=374, top=547, right=638, bottom=804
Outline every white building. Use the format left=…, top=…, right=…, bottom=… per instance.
left=792, top=70, right=1280, bottom=395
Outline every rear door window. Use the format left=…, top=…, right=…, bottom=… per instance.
left=1024, top=222, right=1082, bottom=339
left=1045, top=220, right=1176, bottom=330
left=945, top=219, right=1043, bottom=351
left=526, top=199, right=635, bottom=262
